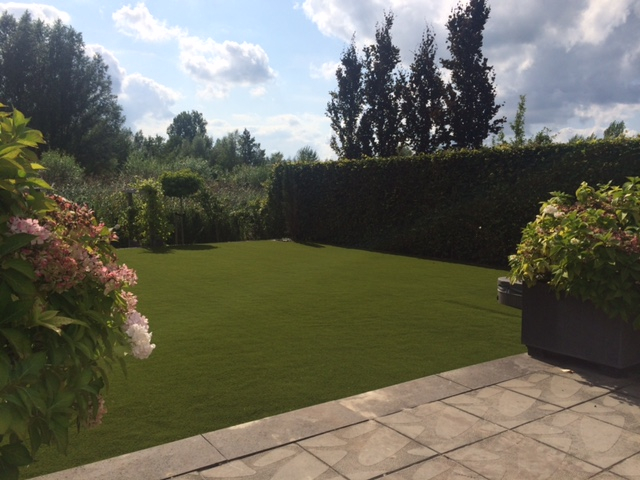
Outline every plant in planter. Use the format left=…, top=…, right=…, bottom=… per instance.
left=508, top=178, right=640, bottom=368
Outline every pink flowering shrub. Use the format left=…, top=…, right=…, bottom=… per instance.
left=0, top=105, right=154, bottom=478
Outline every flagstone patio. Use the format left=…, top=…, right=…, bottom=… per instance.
left=33, top=353, right=640, bottom=479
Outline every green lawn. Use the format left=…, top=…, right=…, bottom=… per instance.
left=24, top=241, right=524, bottom=478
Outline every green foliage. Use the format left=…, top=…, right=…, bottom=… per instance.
left=360, top=12, right=405, bottom=157
left=327, top=36, right=364, bottom=159
left=166, top=111, right=207, bottom=143
left=604, top=120, right=626, bottom=140
left=293, top=146, right=319, bottom=163
left=0, top=105, right=153, bottom=479
left=159, top=169, right=203, bottom=199
left=37, top=151, right=84, bottom=187
left=510, top=95, right=526, bottom=147
left=404, top=25, right=447, bottom=153
left=266, top=138, right=640, bottom=267
left=510, top=179, right=640, bottom=326
left=0, top=12, right=128, bottom=173
left=132, top=179, right=172, bottom=248
left=441, top=0, right=504, bottom=148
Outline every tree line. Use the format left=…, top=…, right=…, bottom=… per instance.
left=0, top=11, right=319, bottom=175
left=327, top=0, right=504, bottom=158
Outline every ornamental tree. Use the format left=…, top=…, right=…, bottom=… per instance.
left=441, top=0, right=504, bottom=149
left=0, top=105, right=154, bottom=479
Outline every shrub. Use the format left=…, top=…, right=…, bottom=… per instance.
left=0, top=105, right=154, bottom=479
left=38, top=151, right=85, bottom=188
left=509, top=178, right=640, bottom=325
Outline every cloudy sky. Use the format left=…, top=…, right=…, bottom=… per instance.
left=1, top=0, right=639, bottom=159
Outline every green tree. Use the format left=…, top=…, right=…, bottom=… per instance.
left=212, top=130, right=241, bottom=171
left=327, top=36, right=364, bottom=159
left=166, top=110, right=208, bottom=143
left=0, top=11, right=128, bottom=173
left=528, top=126, right=555, bottom=146
left=441, top=0, right=504, bottom=149
left=604, top=120, right=626, bottom=139
left=510, top=94, right=526, bottom=147
left=293, top=145, right=319, bottom=163
left=238, top=128, right=266, bottom=166
left=404, top=25, right=447, bottom=153
left=360, top=12, right=405, bottom=157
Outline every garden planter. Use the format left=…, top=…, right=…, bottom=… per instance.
left=497, top=277, right=522, bottom=309
left=522, top=283, right=640, bottom=370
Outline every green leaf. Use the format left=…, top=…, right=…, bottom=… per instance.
left=0, top=234, right=35, bottom=257
left=15, top=352, right=46, bottom=382
left=1, top=258, right=35, bottom=281
left=0, top=270, right=36, bottom=296
left=0, top=443, right=33, bottom=467
left=0, top=329, right=31, bottom=358
left=0, top=405, right=13, bottom=435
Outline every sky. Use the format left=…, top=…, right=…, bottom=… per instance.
left=1, top=0, right=640, bottom=160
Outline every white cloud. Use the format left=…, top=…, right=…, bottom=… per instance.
left=206, top=112, right=333, bottom=160
left=310, top=61, right=339, bottom=80
left=0, top=2, right=70, bottom=23
left=119, top=73, right=181, bottom=133
left=112, top=3, right=184, bottom=42
left=178, top=36, right=276, bottom=99
left=250, top=86, right=267, bottom=97
left=573, top=103, right=640, bottom=127
left=567, top=0, right=635, bottom=47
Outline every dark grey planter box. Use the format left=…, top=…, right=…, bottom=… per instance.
left=522, top=283, right=640, bottom=370
left=497, top=277, right=522, bottom=309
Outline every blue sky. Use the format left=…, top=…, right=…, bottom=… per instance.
left=1, top=1, right=640, bottom=159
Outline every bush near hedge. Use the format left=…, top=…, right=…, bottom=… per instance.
left=265, top=138, right=640, bottom=267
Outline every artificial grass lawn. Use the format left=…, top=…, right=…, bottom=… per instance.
left=24, top=241, right=524, bottom=478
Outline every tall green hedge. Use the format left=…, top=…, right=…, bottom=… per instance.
left=265, top=138, right=640, bottom=267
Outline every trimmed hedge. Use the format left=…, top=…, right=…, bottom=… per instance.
left=265, top=138, right=640, bottom=267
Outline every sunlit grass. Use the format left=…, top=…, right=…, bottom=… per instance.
left=25, top=241, right=523, bottom=478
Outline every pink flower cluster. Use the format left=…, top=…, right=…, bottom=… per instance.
left=8, top=217, right=51, bottom=244
left=6, top=195, right=154, bottom=362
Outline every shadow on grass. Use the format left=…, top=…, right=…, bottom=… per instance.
left=296, top=241, right=325, bottom=248
left=141, top=244, right=218, bottom=254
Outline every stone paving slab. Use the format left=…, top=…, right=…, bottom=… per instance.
left=297, top=420, right=436, bottom=480
left=515, top=410, right=640, bottom=469
left=184, top=445, right=347, bottom=480
left=611, top=452, right=640, bottom=479
left=447, top=430, right=601, bottom=479
left=382, top=456, right=488, bottom=479
left=498, top=371, right=611, bottom=408
left=442, top=385, right=562, bottom=429
left=33, top=435, right=224, bottom=480
left=31, top=354, right=640, bottom=480
left=571, top=392, right=640, bottom=434
left=377, top=401, right=504, bottom=453
left=338, top=375, right=470, bottom=419
left=437, top=354, right=555, bottom=390
left=203, top=401, right=367, bottom=459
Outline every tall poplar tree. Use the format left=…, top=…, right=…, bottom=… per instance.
left=326, top=36, right=363, bottom=159
left=404, top=25, right=447, bottom=153
left=441, top=0, right=504, bottom=149
left=360, top=12, right=405, bottom=157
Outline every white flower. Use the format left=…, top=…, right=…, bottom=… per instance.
left=542, top=205, right=558, bottom=216
left=123, top=310, right=155, bottom=359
